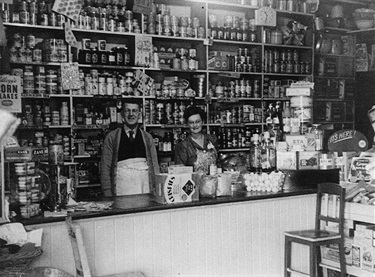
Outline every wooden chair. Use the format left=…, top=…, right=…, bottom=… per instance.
left=284, top=182, right=346, bottom=277
left=65, top=217, right=146, bottom=277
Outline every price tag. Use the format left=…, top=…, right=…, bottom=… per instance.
left=218, top=72, right=241, bottom=78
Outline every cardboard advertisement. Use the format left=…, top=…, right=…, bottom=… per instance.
left=0, top=75, right=22, bottom=113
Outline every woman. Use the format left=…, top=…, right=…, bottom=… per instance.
left=174, top=106, right=219, bottom=174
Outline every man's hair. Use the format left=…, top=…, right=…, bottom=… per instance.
left=183, top=105, right=206, bottom=122
left=122, top=99, right=142, bottom=108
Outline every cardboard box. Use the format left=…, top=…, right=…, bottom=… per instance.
left=276, top=151, right=297, bottom=170
left=298, top=151, right=319, bottom=170
left=352, top=244, right=361, bottom=267
left=353, top=236, right=374, bottom=272
left=5, top=147, right=48, bottom=162
left=154, top=173, right=198, bottom=204
left=285, top=135, right=307, bottom=151
left=167, top=166, right=193, bottom=175
left=349, top=156, right=374, bottom=183
left=338, top=56, right=355, bottom=78
left=285, top=87, right=312, bottom=97
left=320, top=240, right=353, bottom=266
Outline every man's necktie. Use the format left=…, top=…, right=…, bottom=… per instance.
left=128, top=130, right=134, bottom=143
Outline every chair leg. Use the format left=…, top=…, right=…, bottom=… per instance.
left=310, top=244, right=316, bottom=277
left=284, top=237, right=292, bottom=277
left=338, top=239, right=347, bottom=277
left=316, top=245, right=323, bottom=277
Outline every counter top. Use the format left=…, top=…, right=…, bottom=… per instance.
left=21, top=187, right=317, bottom=226
left=18, top=168, right=341, bottom=226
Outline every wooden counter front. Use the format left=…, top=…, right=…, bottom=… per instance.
left=28, top=191, right=317, bottom=277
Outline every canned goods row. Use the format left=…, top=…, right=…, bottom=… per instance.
left=14, top=66, right=62, bottom=95
left=146, top=24, right=205, bottom=38
left=74, top=70, right=141, bottom=97
left=211, top=79, right=260, bottom=99
left=74, top=14, right=141, bottom=33
left=147, top=13, right=201, bottom=29
left=145, top=101, right=188, bottom=125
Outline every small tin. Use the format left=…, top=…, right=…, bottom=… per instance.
left=97, top=40, right=106, bottom=51
left=29, top=13, right=37, bottom=25
left=48, top=144, right=64, bottom=165
left=57, top=14, right=65, bottom=27
left=82, top=38, right=91, bottom=50
left=32, top=49, right=42, bottom=62
left=39, top=14, right=48, bottom=26
left=49, top=12, right=56, bottom=26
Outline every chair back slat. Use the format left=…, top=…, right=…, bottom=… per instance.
left=315, top=183, right=346, bottom=233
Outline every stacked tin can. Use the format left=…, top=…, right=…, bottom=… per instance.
left=77, top=69, right=136, bottom=96
left=42, top=38, right=67, bottom=63
left=8, top=0, right=65, bottom=27
left=146, top=4, right=204, bottom=38
left=75, top=2, right=140, bottom=33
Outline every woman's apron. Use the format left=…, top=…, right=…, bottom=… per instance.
left=115, top=157, right=149, bottom=195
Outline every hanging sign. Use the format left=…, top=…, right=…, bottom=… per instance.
left=134, top=69, right=154, bottom=96
left=0, top=75, right=22, bottom=113
left=135, top=35, right=152, bottom=67
left=65, top=20, right=78, bottom=47
left=61, top=63, right=80, bottom=90
left=52, top=0, right=83, bottom=22
left=328, top=129, right=368, bottom=153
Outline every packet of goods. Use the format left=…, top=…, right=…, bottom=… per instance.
left=243, top=171, right=285, bottom=193
left=216, top=173, right=232, bottom=197
left=0, top=222, right=43, bottom=247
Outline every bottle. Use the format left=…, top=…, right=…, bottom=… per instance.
left=107, top=49, right=116, bottom=65
left=312, top=124, right=323, bottom=151
left=245, top=80, right=252, bottom=98
left=250, top=133, right=261, bottom=172
left=60, top=102, right=69, bottom=125
left=91, top=47, right=99, bottom=64
left=240, top=79, right=246, bottom=98
left=249, top=24, right=257, bottom=42
left=43, top=104, right=51, bottom=126
left=282, top=101, right=291, bottom=135
left=264, top=132, right=276, bottom=170
left=188, top=48, right=197, bottom=70
left=226, top=128, right=232, bottom=149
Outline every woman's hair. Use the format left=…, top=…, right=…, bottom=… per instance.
left=183, top=105, right=206, bottom=122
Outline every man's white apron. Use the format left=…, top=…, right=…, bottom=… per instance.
left=115, top=157, right=149, bottom=195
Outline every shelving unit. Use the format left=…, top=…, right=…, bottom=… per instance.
left=320, top=202, right=375, bottom=277
left=2, top=0, right=314, bottom=197
left=313, top=0, right=358, bottom=137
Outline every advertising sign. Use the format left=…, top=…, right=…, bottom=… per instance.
left=0, top=75, right=22, bottom=113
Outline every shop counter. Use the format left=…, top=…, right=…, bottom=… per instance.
left=25, top=169, right=340, bottom=276
left=27, top=189, right=318, bottom=277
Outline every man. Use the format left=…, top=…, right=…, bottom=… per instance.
left=100, top=100, right=159, bottom=196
